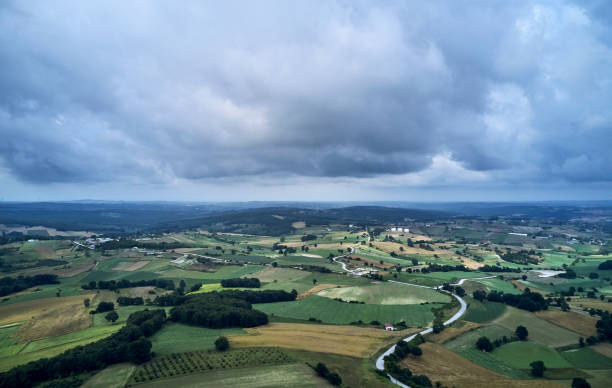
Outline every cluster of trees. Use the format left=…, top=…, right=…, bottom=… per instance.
left=98, top=239, right=184, bottom=250
left=300, top=265, right=332, bottom=273
left=0, top=274, right=59, bottom=297
left=479, top=265, right=521, bottom=273
left=596, top=312, right=612, bottom=341
left=420, top=263, right=470, bottom=273
left=221, top=278, right=260, bottom=288
left=0, top=309, right=166, bottom=388
left=558, top=269, right=577, bottom=279
left=166, top=290, right=297, bottom=329
left=475, top=289, right=548, bottom=312
left=598, top=260, right=612, bottom=270
left=117, top=296, right=144, bottom=306
left=82, top=279, right=175, bottom=291
left=499, top=250, right=540, bottom=265
left=169, top=293, right=268, bottom=328
left=441, top=283, right=466, bottom=297
left=301, top=234, right=317, bottom=242
left=0, top=258, right=68, bottom=273
left=382, top=335, right=432, bottom=387
left=92, top=301, right=115, bottom=314
left=314, top=363, right=342, bottom=386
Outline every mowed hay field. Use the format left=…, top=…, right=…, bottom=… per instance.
left=297, top=284, right=337, bottom=300
left=249, top=267, right=312, bottom=283
left=535, top=310, right=598, bottom=337
left=317, top=282, right=450, bottom=305
left=113, top=260, right=150, bottom=271
left=228, top=323, right=411, bottom=357
left=401, top=342, right=563, bottom=388
left=254, top=295, right=442, bottom=326
left=493, top=307, right=581, bottom=347
left=0, top=294, right=94, bottom=332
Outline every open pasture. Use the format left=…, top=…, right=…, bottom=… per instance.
left=561, top=347, right=612, bottom=369
left=462, top=298, right=506, bottom=323
left=254, top=295, right=442, bottom=326
left=82, top=363, right=136, bottom=388
left=444, top=325, right=530, bottom=378
left=228, top=322, right=408, bottom=357
left=490, top=341, right=571, bottom=369
left=160, top=264, right=261, bottom=280
left=151, top=323, right=245, bottom=355
left=493, top=307, right=582, bottom=347
left=401, top=342, right=561, bottom=388
left=317, top=282, right=450, bottom=305
left=248, top=267, right=311, bottom=283
left=113, top=260, right=150, bottom=271
left=535, top=310, right=598, bottom=337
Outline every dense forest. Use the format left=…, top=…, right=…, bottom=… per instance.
left=0, top=274, right=59, bottom=297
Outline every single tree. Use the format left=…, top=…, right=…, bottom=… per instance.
left=516, top=325, right=528, bottom=341
left=530, top=360, right=545, bottom=377
left=476, top=336, right=493, bottom=352
left=215, top=336, right=229, bottom=351
left=327, top=372, right=342, bottom=386
left=83, top=298, right=90, bottom=308
left=105, top=311, right=119, bottom=323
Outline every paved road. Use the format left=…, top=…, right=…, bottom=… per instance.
left=328, top=241, right=484, bottom=387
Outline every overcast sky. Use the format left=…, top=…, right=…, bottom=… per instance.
left=1, top=0, right=611, bottom=201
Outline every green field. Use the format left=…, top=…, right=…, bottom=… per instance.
left=83, top=363, right=136, bottom=388
left=561, top=347, right=612, bottom=369
left=444, top=325, right=530, bottom=379
left=494, top=307, right=581, bottom=347
left=466, top=278, right=522, bottom=294
left=317, top=282, right=450, bottom=305
left=461, top=298, right=506, bottom=323
left=254, top=295, right=442, bottom=326
left=151, top=323, right=245, bottom=355
left=490, top=341, right=572, bottom=369
left=160, top=265, right=261, bottom=280
left=134, top=363, right=328, bottom=388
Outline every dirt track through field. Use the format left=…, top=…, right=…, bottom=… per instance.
left=297, top=284, right=337, bottom=300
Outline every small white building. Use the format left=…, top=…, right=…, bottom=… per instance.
left=384, top=324, right=396, bottom=331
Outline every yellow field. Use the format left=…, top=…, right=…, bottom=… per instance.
left=113, top=260, right=150, bottom=271
left=291, top=221, right=306, bottom=228
left=570, top=298, right=612, bottom=313
left=592, top=343, right=612, bottom=358
left=426, top=321, right=480, bottom=344
left=16, top=295, right=93, bottom=341
left=535, top=310, right=598, bottom=337
left=0, top=294, right=94, bottom=327
left=400, top=343, right=563, bottom=388
left=249, top=267, right=311, bottom=283
left=228, top=323, right=412, bottom=357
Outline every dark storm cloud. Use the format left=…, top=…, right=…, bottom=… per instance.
left=0, top=0, right=611, bottom=188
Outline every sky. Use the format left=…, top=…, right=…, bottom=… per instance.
left=1, top=0, right=611, bottom=202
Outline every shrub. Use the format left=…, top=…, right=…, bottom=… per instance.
left=572, top=377, right=591, bottom=388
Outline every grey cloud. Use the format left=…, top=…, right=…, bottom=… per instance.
left=0, top=0, right=611, bottom=189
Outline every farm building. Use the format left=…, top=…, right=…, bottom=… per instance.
left=384, top=324, right=396, bottom=331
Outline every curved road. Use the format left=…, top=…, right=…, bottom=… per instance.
left=330, top=242, right=494, bottom=387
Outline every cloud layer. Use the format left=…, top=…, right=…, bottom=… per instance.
left=1, top=0, right=611, bottom=199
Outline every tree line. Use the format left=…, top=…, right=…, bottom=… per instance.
left=0, top=274, right=59, bottom=297
left=474, top=289, right=548, bottom=312
left=220, top=277, right=260, bottom=288
left=0, top=309, right=166, bottom=388
left=98, top=239, right=186, bottom=251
